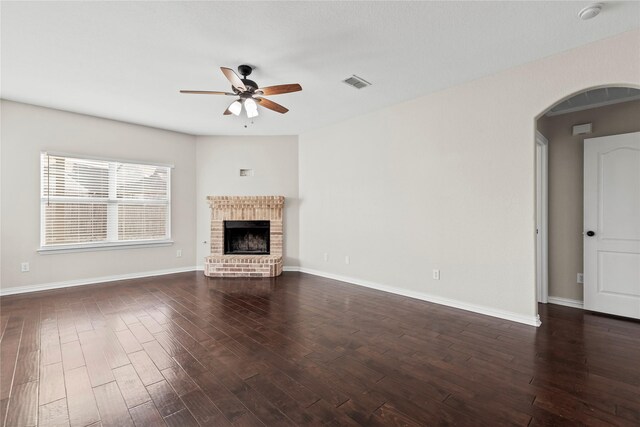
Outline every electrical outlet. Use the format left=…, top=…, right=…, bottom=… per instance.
left=21, top=262, right=30, bottom=272
left=176, top=249, right=182, bottom=258
left=323, top=253, right=329, bottom=262
left=433, top=269, right=440, bottom=280
left=577, top=273, right=584, bottom=284
left=345, top=255, right=350, bottom=265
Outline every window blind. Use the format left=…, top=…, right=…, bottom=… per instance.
left=41, top=153, right=171, bottom=248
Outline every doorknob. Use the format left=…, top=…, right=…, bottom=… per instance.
left=586, top=230, right=595, bottom=237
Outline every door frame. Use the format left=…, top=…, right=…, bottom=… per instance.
left=533, top=85, right=640, bottom=319
left=536, top=131, right=549, bottom=304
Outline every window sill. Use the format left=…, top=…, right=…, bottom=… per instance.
left=38, top=240, right=174, bottom=255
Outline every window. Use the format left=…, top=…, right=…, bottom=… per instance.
left=40, top=153, right=171, bottom=251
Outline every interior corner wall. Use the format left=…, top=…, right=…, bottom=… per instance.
left=0, top=100, right=198, bottom=293
left=195, top=135, right=299, bottom=268
left=298, top=30, right=640, bottom=323
left=537, top=99, right=640, bottom=302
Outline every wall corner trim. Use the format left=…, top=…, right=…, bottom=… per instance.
left=288, top=267, right=541, bottom=327
left=547, top=296, right=584, bottom=309
left=0, top=266, right=199, bottom=296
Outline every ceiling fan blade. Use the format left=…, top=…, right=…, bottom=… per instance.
left=256, top=97, right=289, bottom=114
left=180, top=90, right=235, bottom=95
left=257, top=84, right=302, bottom=96
left=221, top=67, right=247, bottom=92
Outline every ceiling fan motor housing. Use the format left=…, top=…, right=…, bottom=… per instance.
left=240, top=79, right=258, bottom=91
left=233, top=65, right=258, bottom=92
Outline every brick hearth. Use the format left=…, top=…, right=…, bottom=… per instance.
left=204, top=196, right=284, bottom=278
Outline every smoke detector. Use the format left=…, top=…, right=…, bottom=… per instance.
left=578, top=3, right=602, bottom=20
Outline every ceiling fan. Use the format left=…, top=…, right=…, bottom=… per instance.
left=180, top=65, right=302, bottom=118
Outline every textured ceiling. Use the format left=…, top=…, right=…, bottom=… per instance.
left=1, top=1, right=639, bottom=135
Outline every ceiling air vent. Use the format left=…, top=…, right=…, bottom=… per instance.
left=343, top=75, right=371, bottom=89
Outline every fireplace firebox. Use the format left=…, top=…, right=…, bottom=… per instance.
left=224, top=220, right=270, bottom=255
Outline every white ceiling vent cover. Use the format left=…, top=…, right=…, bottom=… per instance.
left=343, top=75, right=371, bottom=89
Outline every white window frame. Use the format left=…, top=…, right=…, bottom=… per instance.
left=39, top=151, right=174, bottom=254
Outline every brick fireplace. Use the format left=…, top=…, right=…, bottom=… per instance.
left=204, top=196, right=284, bottom=278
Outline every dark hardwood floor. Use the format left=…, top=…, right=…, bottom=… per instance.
left=1, top=272, right=639, bottom=426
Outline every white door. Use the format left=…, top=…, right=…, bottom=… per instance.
left=584, top=132, right=640, bottom=319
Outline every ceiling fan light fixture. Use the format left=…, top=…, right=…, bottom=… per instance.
left=228, top=100, right=242, bottom=116
left=245, top=98, right=259, bottom=118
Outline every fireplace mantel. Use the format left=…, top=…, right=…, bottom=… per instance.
left=204, top=196, right=284, bottom=278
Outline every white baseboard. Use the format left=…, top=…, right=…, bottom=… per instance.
left=547, top=296, right=584, bottom=309
left=1, top=265, right=542, bottom=327
left=286, top=267, right=540, bottom=327
left=1, top=265, right=304, bottom=296
left=0, top=266, right=199, bottom=297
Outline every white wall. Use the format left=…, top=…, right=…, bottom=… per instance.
left=0, top=100, right=197, bottom=292
left=298, top=30, right=640, bottom=324
left=195, top=136, right=299, bottom=267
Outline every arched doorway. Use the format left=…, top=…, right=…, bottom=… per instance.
left=534, top=85, right=640, bottom=319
